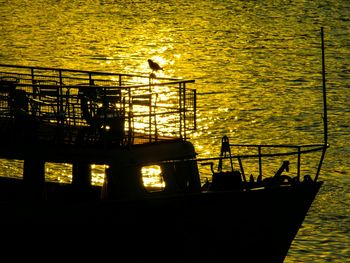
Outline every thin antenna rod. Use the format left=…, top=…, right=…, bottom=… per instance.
left=321, top=27, right=328, bottom=145
left=315, top=27, right=329, bottom=182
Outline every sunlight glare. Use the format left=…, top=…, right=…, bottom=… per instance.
left=141, top=165, right=165, bottom=191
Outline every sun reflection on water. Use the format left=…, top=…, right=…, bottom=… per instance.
left=1, top=0, right=350, bottom=261
left=141, top=165, right=165, bottom=191
left=91, top=164, right=107, bottom=185
left=44, top=163, right=165, bottom=190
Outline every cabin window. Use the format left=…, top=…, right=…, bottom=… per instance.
left=141, top=165, right=165, bottom=192
left=91, top=164, right=108, bottom=186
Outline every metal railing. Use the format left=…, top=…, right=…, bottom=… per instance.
left=0, top=64, right=196, bottom=146
left=211, top=139, right=328, bottom=183
left=153, top=138, right=328, bottom=190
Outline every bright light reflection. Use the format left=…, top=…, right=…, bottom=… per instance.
left=91, top=164, right=108, bottom=186
left=141, top=165, right=165, bottom=191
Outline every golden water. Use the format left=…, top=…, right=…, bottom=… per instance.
left=1, top=0, right=350, bottom=261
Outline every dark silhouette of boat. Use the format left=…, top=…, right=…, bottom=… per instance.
left=0, top=29, right=329, bottom=262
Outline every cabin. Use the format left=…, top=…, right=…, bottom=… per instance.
left=0, top=64, right=200, bottom=200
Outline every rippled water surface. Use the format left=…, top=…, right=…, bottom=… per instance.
left=1, top=0, right=349, bottom=261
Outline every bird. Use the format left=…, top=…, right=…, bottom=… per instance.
left=148, top=59, right=163, bottom=72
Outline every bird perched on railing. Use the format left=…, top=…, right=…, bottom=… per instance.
left=148, top=59, right=163, bottom=72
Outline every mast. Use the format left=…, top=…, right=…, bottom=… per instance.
left=321, top=27, right=328, bottom=145
left=315, top=27, right=329, bottom=182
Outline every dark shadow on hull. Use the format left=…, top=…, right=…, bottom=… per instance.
left=0, top=180, right=322, bottom=263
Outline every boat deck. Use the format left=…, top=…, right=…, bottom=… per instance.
left=0, top=64, right=196, bottom=161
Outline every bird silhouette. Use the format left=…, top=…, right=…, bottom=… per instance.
left=148, top=59, right=163, bottom=72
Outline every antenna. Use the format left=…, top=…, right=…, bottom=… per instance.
left=321, top=27, right=328, bottom=145
left=315, top=27, right=329, bottom=182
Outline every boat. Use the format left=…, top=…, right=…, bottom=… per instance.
left=0, top=30, right=329, bottom=262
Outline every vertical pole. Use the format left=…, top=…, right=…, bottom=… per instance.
left=154, top=93, right=158, bottom=142
left=149, top=81, right=152, bottom=142
left=31, top=68, right=38, bottom=96
left=258, top=146, right=262, bottom=179
left=89, top=73, right=93, bottom=85
left=58, top=70, right=63, bottom=122
left=321, top=27, right=328, bottom=146
left=59, top=70, right=63, bottom=86
left=297, top=146, right=301, bottom=181
left=128, top=87, right=132, bottom=145
left=183, top=82, right=187, bottom=140
left=238, top=157, right=246, bottom=183
left=315, top=27, right=328, bottom=182
left=31, top=68, right=35, bottom=84
left=193, top=89, right=197, bottom=130
left=179, top=83, right=183, bottom=139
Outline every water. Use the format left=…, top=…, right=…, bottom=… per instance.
left=1, top=0, right=349, bottom=261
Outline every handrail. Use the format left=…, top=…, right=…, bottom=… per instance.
left=15, top=80, right=196, bottom=90
left=200, top=144, right=327, bottom=162
left=0, top=63, right=183, bottom=81
left=0, top=65, right=197, bottom=145
left=140, top=142, right=328, bottom=184
left=228, top=143, right=326, bottom=148
left=140, top=143, right=328, bottom=165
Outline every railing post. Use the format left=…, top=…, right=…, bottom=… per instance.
left=183, top=82, right=187, bottom=140
left=89, top=73, right=93, bottom=85
left=193, top=89, right=197, bottom=131
left=154, top=93, right=158, bottom=142
left=58, top=70, right=64, bottom=118
left=31, top=67, right=35, bottom=84
left=315, top=146, right=327, bottom=182
left=258, top=146, right=262, bottom=179
left=179, top=83, right=183, bottom=139
left=30, top=67, right=38, bottom=97
left=128, top=87, right=132, bottom=144
left=297, top=146, right=301, bottom=181
left=58, top=69, right=63, bottom=86
left=148, top=82, right=152, bottom=142
left=238, top=157, right=246, bottom=183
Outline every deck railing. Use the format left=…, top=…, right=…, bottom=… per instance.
left=151, top=135, right=328, bottom=187
left=212, top=140, right=328, bottom=183
left=192, top=135, right=329, bottom=187
left=0, top=64, right=196, bottom=146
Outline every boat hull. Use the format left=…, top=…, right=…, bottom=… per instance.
left=0, top=182, right=322, bottom=262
